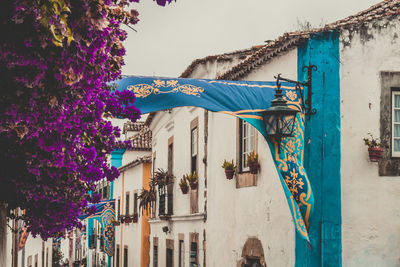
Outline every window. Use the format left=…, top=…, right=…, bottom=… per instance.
left=46, top=248, right=48, bottom=267
left=117, top=198, right=121, bottom=218
left=124, top=246, right=128, bottom=267
left=379, top=72, right=400, bottom=175
left=125, top=193, right=130, bottom=215
left=116, top=245, right=120, bottom=267
left=189, top=242, right=197, bottom=267
left=167, top=136, right=174, bottom=215
left=152, top=152, right=157, bottom=218
left=28, top=255, right=32, bottom=267
left=34, top=254, right=38, bottom=267
left=168, top=137, right=174, bottom=175
left=189, top=233, right=198, bottom=267
left=190, top=118, right=199, bottom=214
left=153, top=245, right=158, bottom=267
left=133, top=192, right=138, bottom=215
left=240, top=120, right=255, bottom=172
left=191, top=127, right=198, bottom=174
left=166, top=239, right=174, bottom=267
left=392, top=90, right=400, bottom=157
left=42, top=242, right=44, bottom=267
left=179, top=240, right=184, bottom=267
left=236, top=119, right=258, bottom=188
left=166, top=248, right=173, bottom=267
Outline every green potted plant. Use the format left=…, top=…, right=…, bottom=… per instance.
left=221, top=159, right=236, bottom=180
left=363, top=133, right=385, bottom=162
left=247, top=150, right=260, bottom=174
left=186, top=171, right=198, bottom=190
left=179, top=175, right=189, bottom=194
left=153, top=168, right=174, bottom=187
left=138, top=187, right=156, bottom=216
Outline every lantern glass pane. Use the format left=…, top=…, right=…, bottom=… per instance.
left=281, top=114, right=296, bottom=136
left=264, top=114, right=278, bottom=135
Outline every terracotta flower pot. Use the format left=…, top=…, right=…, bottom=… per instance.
left=189, top=181, right=198, bottom=190
left=180, top=185, right=189, bottom=194
left=368, top=147, right=384, bottom=162
left=249, top=163, right=260, bottom=174
left=224, top=169, right=235, bottom=180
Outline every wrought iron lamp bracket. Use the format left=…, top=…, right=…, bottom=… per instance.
left=273, top=63, right=317, bottom=120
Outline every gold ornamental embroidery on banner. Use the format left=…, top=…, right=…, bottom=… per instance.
left=127, top=79, right=204, bottom=98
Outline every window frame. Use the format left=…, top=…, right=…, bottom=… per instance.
left=125, top=192, right=130, bottom=216
left=190, top=117, right=199, bottom=175
left=391, top=89, right=400, bottom=157
left=133, top=191, right=138, bottom=216
left=239, top=119, right=255, bottom=172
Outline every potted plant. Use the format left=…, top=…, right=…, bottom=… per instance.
left=138, top=187, right=156, bottom=216
left=222, top=159, right=236, bottom=180
left=186, top=171, right=198, bottom=190
left=179, top=175, right=189, bottom=194
left=124, top=215, right=132, bottom=224
left=153, top=168, right=174, bottom=187
left=112, top=220, right=120, bottom=226
left=132, top=214, right=138, bottom=223
left=363, top=133, right=385, bottom=162
left=247, top=150, right=260, bottom=174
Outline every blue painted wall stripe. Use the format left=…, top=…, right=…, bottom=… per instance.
left=296, top=31, right=342, bottom=267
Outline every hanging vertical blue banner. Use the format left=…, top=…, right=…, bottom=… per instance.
left=79, top=199, right=116, bottom=256
left=112, top=76, right=313, bottom=243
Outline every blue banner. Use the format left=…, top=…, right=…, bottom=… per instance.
left=79, top=200, right=116, bottom=256
left=113, top=76, right=313, bottom=243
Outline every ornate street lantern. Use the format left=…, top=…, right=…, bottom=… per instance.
left=262, top=78, right=298, bottom=152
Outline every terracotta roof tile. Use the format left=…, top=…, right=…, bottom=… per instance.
left=118, top=155, right=152, bottom=172
left=218, top=0, right=400, bottom=80
left=147, top=1, right=400, bottom=125
left=129, top=127, right=152, bottom=151
left=123, top=121, right=146, bottom=134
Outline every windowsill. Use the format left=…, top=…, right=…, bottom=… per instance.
left=236, top=172, right=257, bottom=188
left=148, top=213, right=205, bottom=223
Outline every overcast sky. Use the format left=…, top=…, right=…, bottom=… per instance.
left=121, top=0, right=382, bottom=78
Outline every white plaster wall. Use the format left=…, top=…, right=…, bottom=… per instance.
left=340, top=19, right=400, bottom=267
left=205, top=49, right=297, bottom=267
left=147, top=50, right=297, bottom=267
left=121, top=150, right=150, bottom=166
left=149, top=107, right=206, bottom=267
left=149, top=219, right=205, bottom=267
left=114, top=161, right=144, bottom=266
left=245, top=49, right=298, bottom=82
left=150, top=107, right=206, bottom=216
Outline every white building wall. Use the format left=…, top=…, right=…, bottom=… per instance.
left=205, top=49, right=297, bottom=267
left=149, top=107, right=206, bottom=267
left=147, top=49, right=297, bottom=267
left=114, top=159, right=148, bottom=266
left=340, top=18, right=400, bottom=266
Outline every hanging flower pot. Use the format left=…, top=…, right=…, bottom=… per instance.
left=186, top=171, right=198, bottom=190
left=249, top=163, right=260, bottom=174
left=179, top=175, right=189, bottom=194
left=363, top=134, right=385, bottom=162
left=368, top=147, right=384, bottom=162
left=180, top=184, right=189, bottom=194
left=224, top=169, right=235, bottom=180
left=189, top=181, right=198, bottom=190
left=222, top=159, right=236, bottom=180
left=247, top=151, right=260, bottom=174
